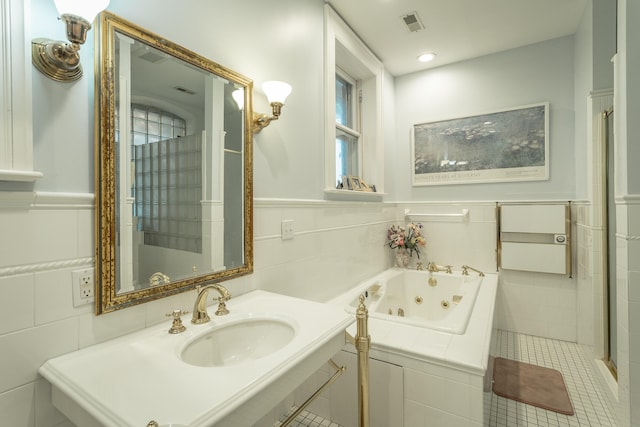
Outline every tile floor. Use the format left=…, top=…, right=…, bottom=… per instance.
left=277, top=330, right=616, bottom=427
left=486, top=330, right=616, bottom=426
left=275, top=407, right=343, bottom=427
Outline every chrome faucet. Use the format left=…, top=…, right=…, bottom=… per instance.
left=191, top=284, right=231, bottom=324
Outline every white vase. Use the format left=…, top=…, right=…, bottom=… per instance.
left=396, top=248, right=410, bottom=268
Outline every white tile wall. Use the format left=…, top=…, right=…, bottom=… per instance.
left=496, top=269, right=577, bottom=341
left=0, top=384, right=35, bottom=427
left=0, top=274, right=34, bottom=335
left=0, top=196, right=613, bottom=426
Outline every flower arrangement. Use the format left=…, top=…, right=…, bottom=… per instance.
left=385, top=222, right=426, bottom=258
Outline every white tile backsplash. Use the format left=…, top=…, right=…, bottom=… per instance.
left=0, top=274, right=34, bottom=335
left=0, top=318, right=77, bottom=393
left=77, top=305, right=146, bottom=349
left=34, top=268, right=89, bottom=325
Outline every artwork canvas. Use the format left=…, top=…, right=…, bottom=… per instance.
left=412, top=103, right=549, bottom=186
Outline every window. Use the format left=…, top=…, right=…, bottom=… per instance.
left=324, top=5, right=384, bottom=198
left=335, top=71, right=361, bottom=184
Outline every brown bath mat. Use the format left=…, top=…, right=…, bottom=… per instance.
left=492, top=357, right=574, bottom=415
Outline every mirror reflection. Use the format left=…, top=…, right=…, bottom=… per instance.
left=96, top=12, right=253, bottom=313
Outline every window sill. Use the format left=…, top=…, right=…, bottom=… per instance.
left=324, top=188, right=385, bottom=202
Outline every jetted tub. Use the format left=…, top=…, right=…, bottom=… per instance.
left=346, top=268, right=483, bottom=334
left=333, top=266, right=498, bottom=426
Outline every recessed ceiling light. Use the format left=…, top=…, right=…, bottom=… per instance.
left=417, top=53, right=436, bottom=63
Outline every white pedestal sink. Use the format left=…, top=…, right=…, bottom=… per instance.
left=39, top=290, right=354, bottom=427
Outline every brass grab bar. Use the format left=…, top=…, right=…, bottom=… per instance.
left=279, top=359, right=346, bottom=427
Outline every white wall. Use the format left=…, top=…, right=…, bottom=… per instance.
left=392, top=36, right=576, bottom=202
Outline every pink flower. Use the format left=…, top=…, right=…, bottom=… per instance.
left=385, top=222, right=426, bottom=258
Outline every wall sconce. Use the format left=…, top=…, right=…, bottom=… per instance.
left=252, top=81, right=292, bottom=134
left=32, top=0, right=110, bottom=82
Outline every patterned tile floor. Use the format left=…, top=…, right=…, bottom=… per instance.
left=486, top=330, right=616, bottom=427
left=276, top=330, right=616, bottom=426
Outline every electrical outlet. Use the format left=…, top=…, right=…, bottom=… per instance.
left=72, top=268, right=95, bottom=307
left=281, top=220, right=294, bottom=240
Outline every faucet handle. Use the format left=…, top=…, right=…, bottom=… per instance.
left=214, top=298, right=230, bottom=316
left=165, top=309, right=189, bottom=334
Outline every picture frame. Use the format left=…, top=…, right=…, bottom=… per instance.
left=342, top=175, right=351, bottom=190
left=360, top=180, right=374, bottom=192
left=411, top=103, right=549, bottom=186
left=348, top=175, right=363, bottom=191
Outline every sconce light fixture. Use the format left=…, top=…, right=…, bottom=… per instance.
left=32, top=0, right=110, bottom=82
left=252, top=81, right=292, bottom=134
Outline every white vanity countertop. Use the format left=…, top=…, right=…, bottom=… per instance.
left=39, top=290, right=354, bottom=427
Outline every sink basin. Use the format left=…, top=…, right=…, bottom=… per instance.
left=180, top=317, right=296, bottom=367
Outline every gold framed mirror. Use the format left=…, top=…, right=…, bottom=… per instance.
left=95, top=12, right=253, bottom=314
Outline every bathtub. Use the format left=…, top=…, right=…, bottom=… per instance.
left=345, top=268, right=483, bottom=334
left=330, top=266, right=498, bottom=426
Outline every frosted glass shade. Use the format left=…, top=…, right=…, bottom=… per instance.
left=262, top=81, right=292, bottom=104
left=232, top=89, right=244, bottom=110
left=54, top=0, right=110, bottom=23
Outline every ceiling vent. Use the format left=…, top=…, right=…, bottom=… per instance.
left=173, top=86, right=196, bottom=95
left=401, top=11, right=425, bottom=32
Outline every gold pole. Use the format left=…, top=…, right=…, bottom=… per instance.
left=355, top=294, right=370, bottom=427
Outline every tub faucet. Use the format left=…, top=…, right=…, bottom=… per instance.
left=191, top=284, right=232, bottom=324
left=461, top=265, right=485, bottom=277
left=427, top=262, right=452, bottom=274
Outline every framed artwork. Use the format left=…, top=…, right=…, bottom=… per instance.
left=412, top=103, right=549, bottom=186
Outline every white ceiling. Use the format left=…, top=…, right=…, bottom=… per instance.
left=327, top=0, right=588, bottom=76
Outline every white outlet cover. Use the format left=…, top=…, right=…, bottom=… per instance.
left=72, top=268, right=95, bottom=307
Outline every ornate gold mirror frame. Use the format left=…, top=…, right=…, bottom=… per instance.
left=95, top=12, right=253, bottom=314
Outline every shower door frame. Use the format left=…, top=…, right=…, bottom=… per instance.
left=601, top=107, right=617, bottom=380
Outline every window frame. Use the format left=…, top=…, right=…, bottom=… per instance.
left=324, top=5, right=384, bottom=199
left=0, top=0, right=42, bottom=182
left=335, top=68, right=362, bottom=183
